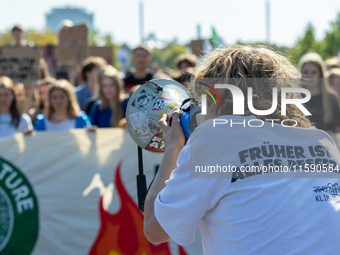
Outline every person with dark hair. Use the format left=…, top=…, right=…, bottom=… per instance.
left=75, top=57, right=107, bottom=111
left=55, top=71, right=69, bottom=81
left=173, top=67, right=193, bottom=90
left=0, top=76, right=32, bottom=137
left=172, top=54, right=196, bottom=89
left=174, top=53, right=197, bottom=73
left=11, top=25, right=32, bottom=48
left=123, top=45, right=153, bottom=93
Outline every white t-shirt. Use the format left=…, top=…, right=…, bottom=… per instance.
left=0, top=113, right=33, bottom=137
left=44, top=118, right=76, bottom=131
left=154, top=115, right=340, bottom=254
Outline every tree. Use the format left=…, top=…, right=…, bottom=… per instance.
left=288, top=23, right=319, bottom=66
left=0, top=28, right=58, bottom=46
left=151, top=43, right=187, bottom=69
left=25, top=28, right=58, bottom=45
left=318, top=14, right=340, bottom=60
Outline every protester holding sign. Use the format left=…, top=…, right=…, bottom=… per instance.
left=0, top=76, right=33, bottom=137
left=35, top=79, right=91, bottom=131
left=299, top=53, right=340, bottom=133
left=89, top=66, right=128, bottom=128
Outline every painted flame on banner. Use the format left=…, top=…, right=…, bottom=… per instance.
left=89, top=161, right=189, bottom=255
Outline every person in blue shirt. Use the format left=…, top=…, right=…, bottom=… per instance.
left=0, top=76, right=33, bottom=137
left=89, top=66, right=128, bottom=128
left=35, top=79, right=91, bottom=131
left=75, top=57, right=107, bottom=113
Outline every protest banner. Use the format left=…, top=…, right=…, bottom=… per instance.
left=0, top=129, right=202, bottom=255
left=0, top=47, right=40, bottom=82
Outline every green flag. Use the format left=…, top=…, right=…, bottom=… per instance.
left=211, top=27, right=222, bottom=48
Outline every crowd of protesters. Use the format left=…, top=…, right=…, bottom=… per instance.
left=1, top=25, right=340, bottom=138
left=0, top=26, right=196, bottom=137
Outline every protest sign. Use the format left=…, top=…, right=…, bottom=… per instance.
left=56, top=24, right=88, bottom=63
left=0, top=47, right=40, bottom=82
left=190, top=39, right=213, bottom=57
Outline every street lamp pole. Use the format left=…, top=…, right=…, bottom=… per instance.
left=139, top=0, right=144, bottom=43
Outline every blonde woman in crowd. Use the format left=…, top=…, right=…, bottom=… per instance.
left=325, top=57, right=340, bottom=70
left=0, top=76, right=33, bottom=137
left=89, top=66, right=128, bottom=128
left=299, top=52, right=340, bottom=132
left=327, top=68, right=340, bottom=96
left=35, top=79, right=91, bottom=131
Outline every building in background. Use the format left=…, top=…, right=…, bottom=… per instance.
left=46, top=6, right=93, bottom=33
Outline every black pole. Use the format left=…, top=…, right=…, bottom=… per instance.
left=136, top=145, right=147, bottom=212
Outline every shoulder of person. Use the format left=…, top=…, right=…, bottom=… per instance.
left=121, top=97, right=129, bottom=104
left=89, top=99, right=102, bottom=112
left=89, top=100, right=103, bottom=122
left=86, top=95, right=98, bottom=104
left=124, top=71, right=133, bottom=79
left=76, top=111, right=91, bottom=127
left=75, top=84, right=86, bottom=93
left=93, top=99, right=102, bottom=107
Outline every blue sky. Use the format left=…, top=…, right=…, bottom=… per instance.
left=2, top=0, right=340, bottom=47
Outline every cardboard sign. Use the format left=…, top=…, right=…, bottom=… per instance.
left=190, top=39, right=213, bottom=57
left=88, top=46, right=113, bottom=65
left=56, top=24, right=88, bottom=63
left=116, top=48, right=130, bottom=68
left=0, top=47, right=40, bottom=82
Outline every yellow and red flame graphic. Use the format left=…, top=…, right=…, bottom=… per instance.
left=89, top=161, right=189, bottom=255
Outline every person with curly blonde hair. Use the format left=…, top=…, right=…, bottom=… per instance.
left=144, top=45, right=340, bottom=254
left=35, top=79, right=91, bottom=131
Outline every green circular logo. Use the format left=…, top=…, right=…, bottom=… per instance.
left=0, top=157, right=39, bottom=255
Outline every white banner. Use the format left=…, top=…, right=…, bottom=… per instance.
left=0, top=129, right=202, bottom=255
